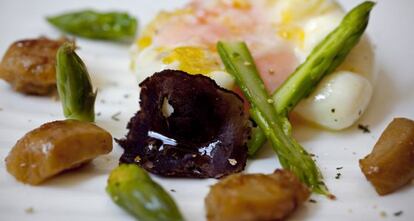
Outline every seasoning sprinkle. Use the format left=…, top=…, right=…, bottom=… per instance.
left=394, top=211, right=403, bottom=217
left=331, top=108, right=336, bottom=113
left=228, top=159, right=237, bottom=166
left=111, top=111, right=121, bottom=121
left=309, top=199, right=317, bottom=203
left=25, top=207, right=34, bottom=214
left=358, top=124, right=370, bottom=133
left=108, top=81, right=119, bottom=87
left=336, top=167, right=343, bottom=170
left=335, top=173, right=341, bottom=179
left=134, top=155, right=141, bottom=163
left=104, top=156, right=112, bottom=162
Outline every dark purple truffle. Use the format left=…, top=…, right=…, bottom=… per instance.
left=117, top=70, right=250, bottom=178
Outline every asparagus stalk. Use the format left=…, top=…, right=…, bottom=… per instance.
left=56, top=42, right=97, bottom=122
left=106, top=164, right=184, bottom=221
left=246, top=117, right=267, bottom=156
left=47, top=10, right=137, bottom=41
left=248, top=1, right=376, bottom=156
left=217, top=41, right=330, bottom=195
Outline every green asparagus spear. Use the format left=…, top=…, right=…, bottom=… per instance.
left=106, top=164, right=184, bottom=221
left=248, top=1, right=375, bottom=156
left=246, top=120, right=267, bottom=156
left=47, top=10, right=137, bottom=41
left=56, top=42, right=96, bottom=122
left=217, top=41, right=330, bottom=195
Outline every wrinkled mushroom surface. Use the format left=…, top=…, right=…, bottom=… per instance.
left=117, top=70, right=250, bottom=178
left=0, top=37, right=69, bottom=95
left=360, top=117, right=414, bottom=195
left=6, top=120, right=113, bottom=185
left=205, top=169, right=310, bottom=221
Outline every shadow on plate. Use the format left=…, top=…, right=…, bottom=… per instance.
left=40, top=155, right=119, bottom=188
left=287, top=200, right=317, bottom=221
left=356, top=66, right=399, bottom=130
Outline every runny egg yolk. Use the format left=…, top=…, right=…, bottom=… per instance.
left=232, top=0, right=251, bottom=10
left=277, top=0, right=333, bottom=49
left=162, top=46, right=219, bottom=75
left=136, top=36, right=153, bottom=50
left=277, top=10, right=306, bottom=49
left=278, top=25, right=305, bottom=49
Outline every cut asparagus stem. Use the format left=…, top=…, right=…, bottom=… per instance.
left=106, top=164, right=184, bottom=221
left=56, top=42, right=97, bottom=122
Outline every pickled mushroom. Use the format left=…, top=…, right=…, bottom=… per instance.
left=360, top=118, right=414, bottom=195
left=0, top=37, right=70, bottom=95
left=5, top=120, right=113, bottom=185
left=205, top=169, right=310, bottom=221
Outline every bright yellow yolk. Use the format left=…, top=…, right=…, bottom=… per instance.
left=232, top=0, right=251, bottom=10
left=278, top=9, right=306, bottom=48
left=277, top=0, right=338, bottom=48
left=278, top=25, right=305, bottom=49
left=162, top=47, right=219, bottom=75
left=136, top=36, right=152, bottom=50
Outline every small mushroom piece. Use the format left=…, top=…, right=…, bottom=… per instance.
left=360, top=118, right=414, bottom=195
left=5, top=120, right=112, bottom=185
left=205, top=169, right=310, bottom=221
left=0, top=37, right=69, bottom=95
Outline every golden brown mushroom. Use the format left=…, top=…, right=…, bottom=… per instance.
left=205, top=169, right=310, bottom=221
left=360, top=118, right=414, bottom=195
left=0, top=37, right=69, bottom=95
left=5, top=120, right=112, bottom=185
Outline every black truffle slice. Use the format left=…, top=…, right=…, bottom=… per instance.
left=117, top=70, right=250, bottom=178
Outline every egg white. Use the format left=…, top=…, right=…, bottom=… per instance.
left=291, top=13, right=376, bottom=130
left=270, top=0, right=376, bottom=130
left=295, top=71, right=373, bottom=130
left=132, top=0, right=376, bottom=130
left=132, top=45, right=178, bottom=84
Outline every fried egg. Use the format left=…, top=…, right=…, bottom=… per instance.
left=131, top=0, right=376, bottom=130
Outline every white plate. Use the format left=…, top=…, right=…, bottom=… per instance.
left=0, top=0, right=413, bottom=220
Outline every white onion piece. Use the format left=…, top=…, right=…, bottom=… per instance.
left=294, top=71, right=373, bottom=130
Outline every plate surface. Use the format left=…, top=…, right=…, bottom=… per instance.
left=0, top=0, right=413, bottom=220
